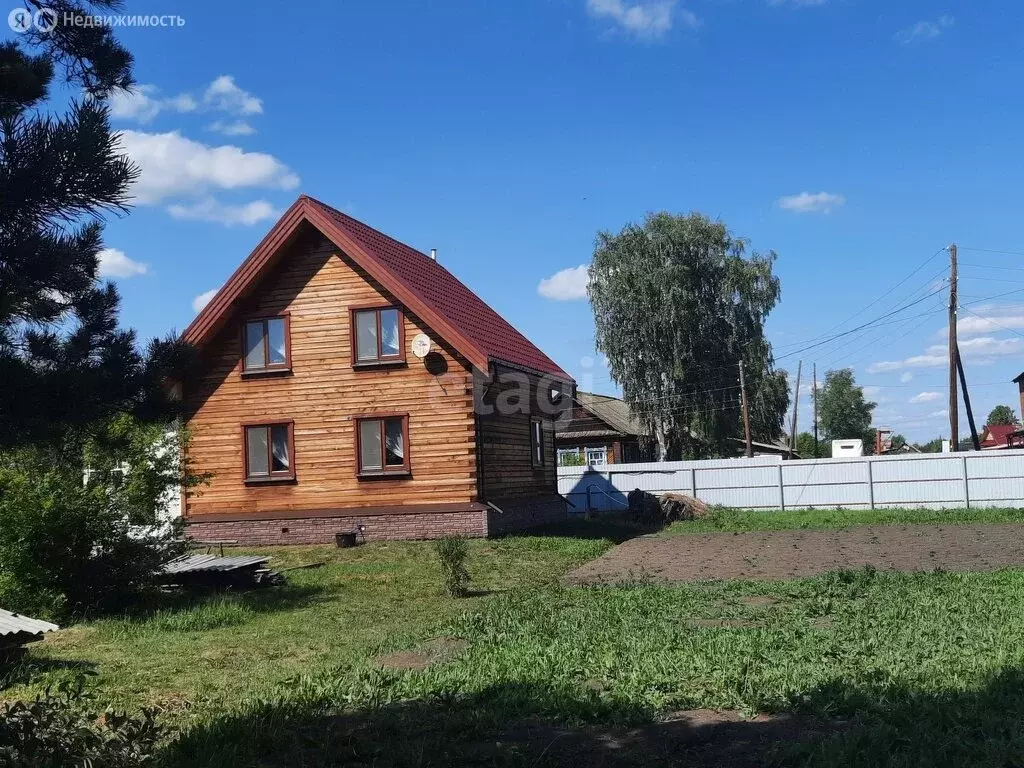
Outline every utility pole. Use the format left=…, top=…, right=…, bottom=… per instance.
left=956, top=350, right=981, bottom=451
left=948, top=243, right=959, bottom=451
left=739, top=359, right=753, bottom=458
left=812, top=363, right=819, bottom=458
left=789, top=361, right=802, bottom=454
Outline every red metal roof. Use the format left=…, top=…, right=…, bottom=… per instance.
left=982, top=424, right=1017, bottom=446
left=183, top=195, right=571, bottom=382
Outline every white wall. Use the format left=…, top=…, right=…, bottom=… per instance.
left=557, top=450, right=1024, bottom=512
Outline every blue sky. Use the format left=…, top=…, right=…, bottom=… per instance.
left=9, top=0, right=1024, bottom=442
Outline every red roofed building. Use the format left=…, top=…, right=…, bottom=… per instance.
left=180, top=196, right=574, bottom=544
left=979, top=424, right=1019, bottom=450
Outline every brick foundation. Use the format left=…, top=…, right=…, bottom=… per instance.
left=184, top=497, right=568, bottom=545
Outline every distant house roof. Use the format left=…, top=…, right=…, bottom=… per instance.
left=1014, top=372, right=1024, bottom=384
left=184, top=195, right=571, bottom=382
left=572, top=391, right=646, bottom=437
left=564, top=393, right=800, bottom=456
left=981, top=423, right=1019, bottom=448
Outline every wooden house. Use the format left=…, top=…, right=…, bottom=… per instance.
left=180, top=196, right=574, bottom=545
left=555, top=391, right=651, bottom=465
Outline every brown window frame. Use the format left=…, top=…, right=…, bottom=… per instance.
left=242, top=421, right=296, bottom=483
left=355, top=413, right=411, bottom=478
left=530, top=417, right=545, bottom=468
left=241, top=314, right=292, bottom=375
left=350, top=304, right=406, bottom=367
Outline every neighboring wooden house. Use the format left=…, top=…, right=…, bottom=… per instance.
left=555, top=391, right=798, bottom=464
left=180, top=196, right=574, bottom=545
left=555, top=391, right=650, bottom=465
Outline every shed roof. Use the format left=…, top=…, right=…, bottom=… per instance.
left=184, top=196, right=571, bottom=382
left=0, top=608, right=58, bottom=638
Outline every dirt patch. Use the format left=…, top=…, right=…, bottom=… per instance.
left=738, top=595, right=781, bottom=608
left=373, top=637, right=470, bottom=671
left=565, top=524, right=1024, bottom=584
left=469, top=708, right=846, bottom=767
left=688, top=618, right=763, bottom=629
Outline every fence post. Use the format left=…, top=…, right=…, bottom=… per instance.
left=867, top=459, right=875, bottom=510
left=690, top=467, right=698, bottom=500
left=962, top=455, right=970, bottom=508
left=778, top=463, right=785, bottom=512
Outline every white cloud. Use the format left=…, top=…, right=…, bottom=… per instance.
left=935, top=305, right=1024, bottom=339
left=900, top=372, right=914, bottom=383
left=768, top=0, right=827, bottom=6
left=538, top=264, right=589, bottom=300
left=109, top=76, right=262, bottom=125
left=116, top=130, right=300, bottom=205
left=928, top=409, right=949, bottom=418
left=108, top=85, right=197, bottom=124
left=203, top=75, right=262, bottom=115
left=910, top=391, right=942, bottom=404
left=209, top=120, right=256, bottom=136
left=869, top=335, right=1024, bottom=373
left=586, top=0, right=697, bottom=39
left=777, top=191, right=846, bottom=214
left=896, top=15, right=954, bottom=44
left=192, top=289, right=218, bottom=313
left=97, top=248, right=148, bottom=279
left=168, top=198, right=278, bottom=226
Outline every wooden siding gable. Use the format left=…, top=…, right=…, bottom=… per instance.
left=186, top=197, right=486, bottom=375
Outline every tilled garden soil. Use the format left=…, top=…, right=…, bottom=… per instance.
left=566, top=523, right=1024, bottom=584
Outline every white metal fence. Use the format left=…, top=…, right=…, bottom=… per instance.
left=557, top=450, right=1024, bottom=512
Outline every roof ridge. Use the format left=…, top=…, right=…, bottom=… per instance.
left=305, top=195, right=434, bottom=260
left=305, top=196, right=570, bottom=381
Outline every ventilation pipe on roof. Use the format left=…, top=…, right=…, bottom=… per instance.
left=429, top=248, right=437, bottom=261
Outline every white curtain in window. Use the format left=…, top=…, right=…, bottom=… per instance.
left=385, top=418, right=404, bottom=465
left=380, top=309, right=400, bottom=356
left=271, top=426, right=289, bottom=471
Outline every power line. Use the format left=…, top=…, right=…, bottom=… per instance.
left=959, top=263, right=1024, bottom=273
left=774, top=246, right=947, bottom=352
left=958, top=275, right=1024, bottom=284
left=958, top=305, right=1024, bottom=340
left=960, top=287, right=1024, bottom=306
left=775, top=285, right=948, bottom=362
left=959, top=246, right=1024, bottom=258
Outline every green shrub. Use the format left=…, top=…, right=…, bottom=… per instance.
left=0, top=416, right=202, bottom=619
left=434, top=536, right=470, bottom=597
left=0, top=678, right=163, bottom=767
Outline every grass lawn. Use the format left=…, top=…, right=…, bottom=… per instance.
left=6, top=514, right=1024, bottom=766
left=661, top=504, right=1024, bottom=535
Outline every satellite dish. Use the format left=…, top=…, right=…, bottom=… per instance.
left=411, top=333, right=432, bottom=359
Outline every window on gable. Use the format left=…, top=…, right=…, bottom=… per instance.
left=352, top=307, right=404, bottom=364
left=243, top=316, right=290, bottom=373
left=244, top=422, right=294, bottom=481
left=530, top=418, right=545, bottom=468
left=357, top=415, right=409, bottom=476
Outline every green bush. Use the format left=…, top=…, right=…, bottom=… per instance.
left=0, top=416, right=201, bottom=619
left=434, top=536, right=470, bottom=597
left=0, top=678, right=163, bottom=768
